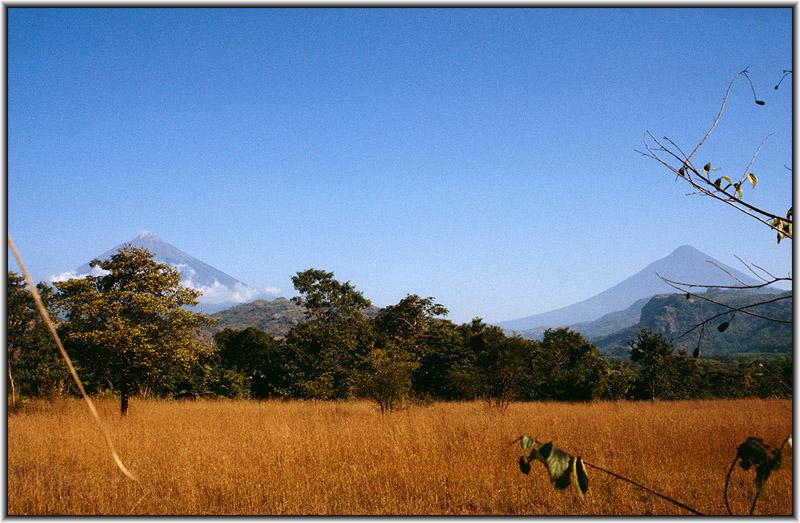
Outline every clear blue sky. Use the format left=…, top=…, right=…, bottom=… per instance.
left=7, top=8, right=793, bottom=324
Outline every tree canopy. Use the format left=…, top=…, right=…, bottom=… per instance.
left=53, top=244, right=214, bottom=414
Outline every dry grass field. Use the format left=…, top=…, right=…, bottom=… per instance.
left=7, top=397, right=792, bottom=515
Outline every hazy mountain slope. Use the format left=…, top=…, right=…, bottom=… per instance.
left=592, top=290, right=792, bottom=357
left=76, top=231, right=244, bottom=289
left=67, top=231, right=279, bottom=313
left=200, top=298, right=384, bottom=342
left=496, top=245, right=765, bottom=332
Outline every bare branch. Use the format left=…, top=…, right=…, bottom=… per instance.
left=738, top=134, right=773, bottom=186
left=657, top=275, right=792, bottom=331
left=685, top=70, right=748, bottom=165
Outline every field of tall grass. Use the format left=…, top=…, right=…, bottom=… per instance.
left=7, top=397, right=792, bottom=515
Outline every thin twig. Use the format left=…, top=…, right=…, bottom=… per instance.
left=738, top=134, right=772, bottom=186
left=685, top=70, right=747, bottom=165
left=723, top=455, right=737, bottom=515
left=705, top=261, right=749, bottom=287
left=583, top=461, right=704, bottom=515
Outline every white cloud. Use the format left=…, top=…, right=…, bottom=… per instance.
left=169, top=263, right=196, bottom=277
left=183, top=279, right=281, bottom=305
left=47, top=268, right=280, bottom=305
left=48, top=266, right=110, bottom=283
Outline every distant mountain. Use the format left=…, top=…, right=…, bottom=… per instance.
left=208, top=298, right=307, bottom=339
left=592, top=289, right=792, bottom=358
left=57, top=231, right=280, bottom=313
left=196, top=297, right=384, bottom=345
left=496, top=245, right=768, bottom=333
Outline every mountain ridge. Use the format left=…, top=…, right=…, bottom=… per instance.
left=495, top=245, right=768, bottom=333
left=61, top=231, right=280, bottom=313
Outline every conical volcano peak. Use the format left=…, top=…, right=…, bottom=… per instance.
left=64, top=232, right=281, bottom=312
left=138, top=230, right=158, bottom=240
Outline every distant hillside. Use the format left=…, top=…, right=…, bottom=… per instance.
left=592, top=290, right=792, bottom=358
left=497, top=245, right=767, bottom=333
left=209, top=298, right=307, bottom=338
left=199, top=298, right=383, bottom=344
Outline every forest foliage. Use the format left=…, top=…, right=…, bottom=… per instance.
left=6, top=247, right=792, bottom=411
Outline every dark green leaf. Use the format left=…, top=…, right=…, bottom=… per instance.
left=736, top=437, right=782, bottom=495
left=704, top=163, right=711, bottom=172
left=536, top=442, right=572, bottom=489
left=717, top=321, right=730, bottom=332
left=519, top=456, right=531, bottom=475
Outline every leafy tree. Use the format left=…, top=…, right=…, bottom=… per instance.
left=7, top=272, right=68, bottom=401
left=412, top=319, right=475, bottom=400
left=629, top=328, right=699, bottom=400
left=363, top=294, right=447, bottom=411
left=360, top=341, right=420, bottom=414
left=374, top=294, right=448, bottom=342
left=290, top=268, right=372, bottom=325
left=54, top=244, right=214, bottom=415
left=214, top=327, right=286, bottom=398
left=285, top=269, right=373, bottom=399
left=534, top=328, right=609, bottom=401
left=470, top=325, right=537, bottom=408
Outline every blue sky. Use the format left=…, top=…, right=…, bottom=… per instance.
left=7, top=8, right=793, bottom=324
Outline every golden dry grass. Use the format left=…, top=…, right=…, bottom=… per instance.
left=7, top=397, right=792, bottom=515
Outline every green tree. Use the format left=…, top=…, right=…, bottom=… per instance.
left=54, top=244, right=214, bottom=415
left=360, top=341, right=420, bottom=414
left=473, top=328, right=538, bottom=408
left=364, top=294, right=448, bottom=411
left=534, top=328, right=609, bottom=401
left=214, top=327, right=286, bottom=398
left=7, top=272, right=68, bottom=402
left=412, top=319, right=474, bottom=400
left=374, top=294, right=448, bottom=342
left=629, top=328, right=699, bottom=400
left=285, top=269, right=373, bottom=399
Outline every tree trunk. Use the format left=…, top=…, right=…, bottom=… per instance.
left=120, top=384, right=129, bottom=416
left=120, top=368, right=129, bottom=416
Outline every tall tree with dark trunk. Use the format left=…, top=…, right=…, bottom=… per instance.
left=54, top=245, right=214, bottom=415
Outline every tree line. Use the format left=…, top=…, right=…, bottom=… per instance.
left=7, top=245, right=791, bottom=415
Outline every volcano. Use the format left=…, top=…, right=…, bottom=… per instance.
left=62, top=231, right=280, bottom=313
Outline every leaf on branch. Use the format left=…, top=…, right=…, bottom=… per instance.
left=704, top=163, right=711, bottom=173
left=771, top=218, right=792, bottom=244
left=571, top=456, right=589, bottom=501
left=717, top=321, right=730, bottom=332
left=735, top=437, right=782, bottom=495
left=746, top=173, right=758, bottom=188
left=520, top=435, right=536, bottom=451
left=516, top=436, right=589, bottom=501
